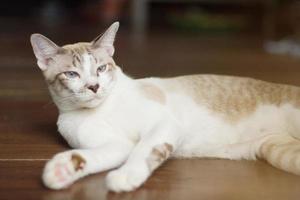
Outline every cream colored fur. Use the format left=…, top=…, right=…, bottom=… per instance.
left=30, top=22, right=300, bottom=192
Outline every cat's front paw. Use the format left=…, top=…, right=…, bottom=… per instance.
left=106, top=167, right=149, bottom=192
left=42, top=152, right=86, bottom=190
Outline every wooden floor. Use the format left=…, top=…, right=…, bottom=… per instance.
left=1, top=22, right=300, bottom=199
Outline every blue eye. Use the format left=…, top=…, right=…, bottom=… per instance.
left=97, top=64, right=107, bottom=74
left=63, top=71, right=80, bottom=78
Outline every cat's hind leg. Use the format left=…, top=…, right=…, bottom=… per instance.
left=43, top=140, right=134, bottom=190
left=258, top=134, right=300, bottom=175
left=186, top=134, right=300, bottom=176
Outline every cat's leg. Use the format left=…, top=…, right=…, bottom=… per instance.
left=43, top=140, right=134, bottom=190
left=106, top=121, right=182, bottom=192
left=209, top=134, right=300, bottom=175
left=257, top=134, right=300, bottom=175
left=202, top=138, right=264, bottom=160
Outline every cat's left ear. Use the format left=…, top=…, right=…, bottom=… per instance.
left=91, top=22, right=119, bottom=56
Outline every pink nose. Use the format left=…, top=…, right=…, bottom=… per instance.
left=87, top=84, right=99, bottom=93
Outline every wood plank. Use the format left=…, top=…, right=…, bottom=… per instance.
left=1, top=160, right=300, bottom=200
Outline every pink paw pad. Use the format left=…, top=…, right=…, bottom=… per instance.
left=43, top=153, right=87, bottom=189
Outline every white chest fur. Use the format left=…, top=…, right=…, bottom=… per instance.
left=56, top=92, right=163, bottom=149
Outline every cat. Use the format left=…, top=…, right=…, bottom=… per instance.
left=30, top=22, right=300, bottom=193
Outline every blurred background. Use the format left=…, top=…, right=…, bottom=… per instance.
left=1, top=0, right=300, bottom=101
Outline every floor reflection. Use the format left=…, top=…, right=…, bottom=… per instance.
left=41, top=169, right=176, bottom=200
left=42, top=173, right=108, bottom=200
left=40, top=159, right=300, bottom=200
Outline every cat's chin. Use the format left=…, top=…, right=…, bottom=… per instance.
left=80, top=98, right=103, bottom=109
left=55, top=98, right=103, bottom=112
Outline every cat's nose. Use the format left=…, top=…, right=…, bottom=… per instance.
left=87, top=84, right=99, bottom=93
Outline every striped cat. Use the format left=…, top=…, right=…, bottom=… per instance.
left=30, top=22, right=300, bottom=192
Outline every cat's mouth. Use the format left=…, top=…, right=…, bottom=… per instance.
left=80, top=97, right=102, bottom=108
left=85, top=97, right=97, bottom=102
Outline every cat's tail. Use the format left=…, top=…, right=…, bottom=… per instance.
left=257, top=134, right=300, bottom=175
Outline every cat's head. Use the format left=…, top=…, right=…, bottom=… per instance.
left=30, top=22, right=120, bottom=111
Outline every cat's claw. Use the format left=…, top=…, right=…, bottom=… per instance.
left=106, top=167, right=148, bottom=192
left=42, top=152, right=86, bottom=190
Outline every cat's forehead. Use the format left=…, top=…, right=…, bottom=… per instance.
left=63, top=42, right=92, bottom=55
left=56, top=42, right=106, bottom=69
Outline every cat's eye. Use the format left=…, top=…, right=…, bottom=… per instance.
left=97, top=64, right=107, bottom=74
left=63, top=71, right=80, bottom=79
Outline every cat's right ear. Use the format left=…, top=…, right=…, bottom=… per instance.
left=30, top=34, right=61, bottom=70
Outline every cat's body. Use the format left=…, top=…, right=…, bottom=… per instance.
left=31, top=22, right=300, bottom=192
